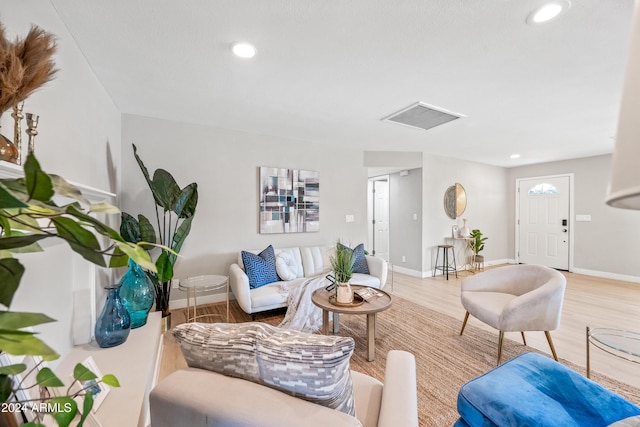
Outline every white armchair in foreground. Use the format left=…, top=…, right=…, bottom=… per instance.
left=459, top=264, right=567, bottom=365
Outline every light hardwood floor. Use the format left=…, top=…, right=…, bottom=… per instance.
left=162, top=265, right=640, bottom=388
left=388, top=265, right=640, bottom=388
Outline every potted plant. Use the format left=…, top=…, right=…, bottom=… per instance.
left=0, top=153, right=154, bottom=424
left=329, top=242, right=356, bottom=303
left=120, top=144, right=198, bottom=324
left=469, top=229, right=488, bottom=269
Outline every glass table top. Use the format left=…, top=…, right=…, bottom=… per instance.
left=589, top=328, right=640, bottom=360
left=178, top=274, right=228, bottom=292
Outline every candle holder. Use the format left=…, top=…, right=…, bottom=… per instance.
left=26, top=113, right=39, bottom=155
left=12, top=102, right=24, bottom=165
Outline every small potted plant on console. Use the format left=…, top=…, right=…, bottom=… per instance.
left=330, top=242, right=356, bottom=304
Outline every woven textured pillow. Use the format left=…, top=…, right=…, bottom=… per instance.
left=241, top=245, right=279, bottom=288
left=173, top=322, right=356, bottom=416
left=276, top=251, right=298, bottom=281
left=339, top=243, right=370, bottom=275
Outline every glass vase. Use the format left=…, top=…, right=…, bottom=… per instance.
left=120, top=259, right=155, bottom=328
left=460, top=218, right=470, bottom=237
left=95, top=284, right=131, bottom=348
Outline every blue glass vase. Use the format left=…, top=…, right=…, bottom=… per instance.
left=95, top=284, right=131, bottom=348
left=120, top=259, right=155, bottom=328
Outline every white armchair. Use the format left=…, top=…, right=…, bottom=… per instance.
left=459, top=264, right=566, bottom=365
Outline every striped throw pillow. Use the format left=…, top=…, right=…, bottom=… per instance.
left=173, top=322, right=356, bottom=416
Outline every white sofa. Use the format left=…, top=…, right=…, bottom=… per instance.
left=229, top=246, right=388, bottom=315
left=150, top=350, right=418, bottom=427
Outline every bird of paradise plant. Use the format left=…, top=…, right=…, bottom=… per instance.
left=120, top=144, right=198, bottom=318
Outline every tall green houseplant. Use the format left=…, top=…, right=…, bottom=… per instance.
left=120, top=144, right=198, bottom=317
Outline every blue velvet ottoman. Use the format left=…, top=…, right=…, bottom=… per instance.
left=455, top=352, right=640, bottom=427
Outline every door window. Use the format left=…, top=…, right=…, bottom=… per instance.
left=528, top=183, right=558, bottom=195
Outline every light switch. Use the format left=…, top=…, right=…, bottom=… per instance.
left=346, top=214, right=355, bottom=223
left=576, top=214, right=591, bottom=222
left=413, top=213, right=418, bottom=220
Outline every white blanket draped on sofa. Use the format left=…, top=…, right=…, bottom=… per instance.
left=278, top=274, right=331, bottom=332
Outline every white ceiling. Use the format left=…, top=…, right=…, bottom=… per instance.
left=49, top=0, right=634, bottom=167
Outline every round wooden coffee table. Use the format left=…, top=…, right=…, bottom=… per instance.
left=311, top=285, right=392, bottom=361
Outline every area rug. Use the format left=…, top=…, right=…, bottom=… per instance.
left=170, top=297, right=640, bottom=427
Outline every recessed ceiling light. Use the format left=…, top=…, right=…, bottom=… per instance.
left=527, top=1, right=570, bottom=24
left=232, top=42, right=256, bottom=58
left=510, top=154, right=521, bottom=159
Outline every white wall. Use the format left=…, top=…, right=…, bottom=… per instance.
left=0, top=1, right=121, bottom=192
left=389, top=168, right=423, bottom=270
left=422, top=155, right=510, bottom=274
left=508, top=154, right=640, bottom=279
left=2, top=1, right=122, bottom=363
left=365, top=151, right=422, bottom=178
left=121, top=115, right=369, bottom=302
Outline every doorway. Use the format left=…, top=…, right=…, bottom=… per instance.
left=516, top=174, right=573, bottom=271
left=368, top=176, right=390, bottom=261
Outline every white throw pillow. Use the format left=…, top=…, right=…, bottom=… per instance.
left=276, top=252, right=298, bottom=281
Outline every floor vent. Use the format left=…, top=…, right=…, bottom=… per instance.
left=382, top=102, right=465, bottom=131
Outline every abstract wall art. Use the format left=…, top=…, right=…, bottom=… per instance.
left=259, top=167, right=319, bottom=234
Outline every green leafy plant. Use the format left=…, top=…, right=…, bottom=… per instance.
left=330, top=242, right=356, bottom=283
left=120, top=144, right=198, bottom=317
left=0, top=152, right=154, bottom=425
left=0, top=359, right=120, bottom=426
left=469, top=229, right=488, bottom=255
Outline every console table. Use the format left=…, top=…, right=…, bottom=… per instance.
left=445, top=236, right=475, bottom=272
left=55, top=312, right=163, bottom=426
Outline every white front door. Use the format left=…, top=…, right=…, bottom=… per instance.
left=372, top=179, right=390, bottom=261
left=517, top=175, right=571, bottom=270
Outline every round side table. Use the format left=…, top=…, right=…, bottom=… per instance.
left=586, top=326, right=640, bottom=378
left=311, top=285, right=392, bottom=361
left=179, top=275, right=229, bottom=323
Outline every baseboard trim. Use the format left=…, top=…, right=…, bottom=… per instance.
left=491, top=261, right=640, bottom=284
left=572, top=268, right=640, bottom=284
left=486, top=258, right=516, bottom=267
left=389, top=265, right=428, bottom=278
left=392, top=259, right=516, bottom=279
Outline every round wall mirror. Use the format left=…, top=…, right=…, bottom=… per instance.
left=444, top=183, right=467, bottom=219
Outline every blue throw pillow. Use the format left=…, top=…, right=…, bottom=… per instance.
left=338, top=243, right=369, bottom=275
left=241, top=245, right=279, bottom=289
